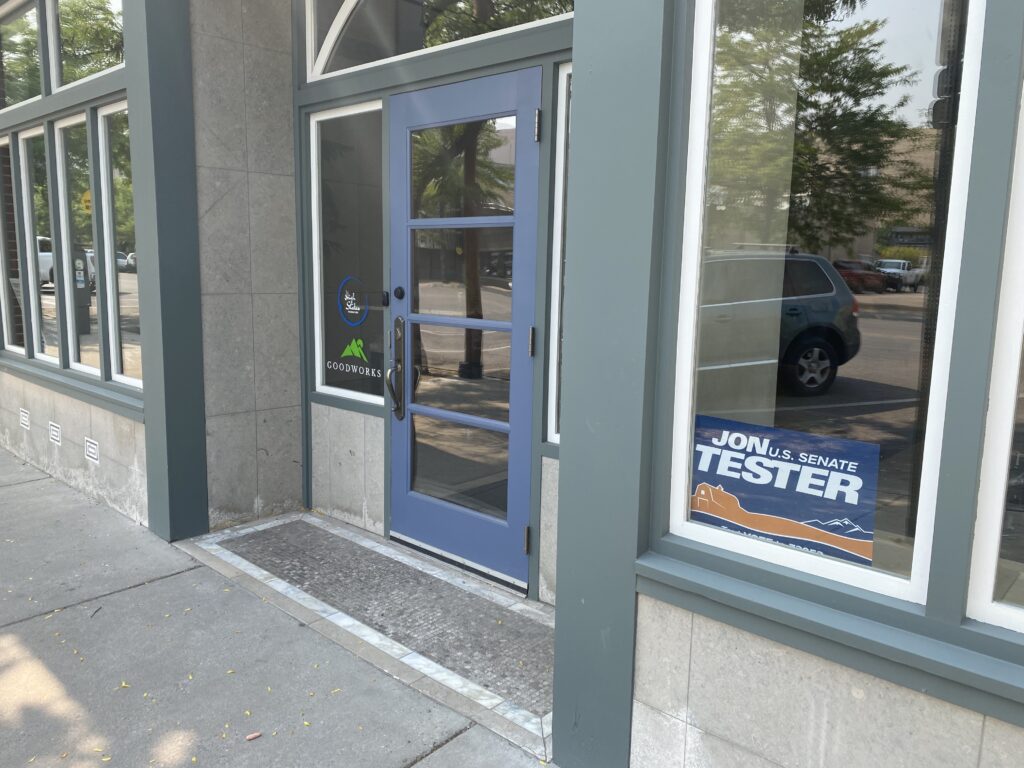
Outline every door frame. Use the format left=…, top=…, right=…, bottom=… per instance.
left=386, top=68, right=542, bottom=587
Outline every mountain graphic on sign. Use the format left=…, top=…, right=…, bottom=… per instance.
left=690, top=483, right=873, bottom=562
left=803, top=517, right=872, bottom=538
left=341, top=338, right=368, bottom=362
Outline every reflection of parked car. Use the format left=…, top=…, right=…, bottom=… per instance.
left=35, top=236, right=53, bottom=287
left=699, top=253, right=860, bottom=396
left=873, top=258, right=926, bottom=291
left=126, top=252, right=137, bottom=272
left=833, top=259, right=897, bottom=293
left=115, top=252, right=130, bottom=271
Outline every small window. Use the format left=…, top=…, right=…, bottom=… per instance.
left=0, top=139, right=24, bottom=352
left=0, top=2, right=42, bottom=109
left=783, top=259, right=834, bottom=298
left=21, top=129, right=60, bottom=363
left=56, top=115, right=99, bottom=372
left=315, top=0, right=573, bottom=75
left=51, top=0, right=124, bottom=88
left=313, top=103, right=385, bottom=402
left=100, top=104, right=141, bottom=385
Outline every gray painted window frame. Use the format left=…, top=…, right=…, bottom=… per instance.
left=293, top=0, right=571, bottom=601
left=0, top=0, right=139, bottom=416
left=644, top=0, right=1024, bottom=729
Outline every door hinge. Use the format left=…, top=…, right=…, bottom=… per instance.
left=524, top=526, right=531, bottom=555
left=534, top=108, right=542, bottom=142
left=528, top=326, right=536, bottom=357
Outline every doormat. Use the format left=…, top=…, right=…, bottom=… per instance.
left=190, top=514, right=554, bottom=757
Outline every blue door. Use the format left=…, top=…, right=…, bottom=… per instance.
left=388, top=69, right=541, bottom=586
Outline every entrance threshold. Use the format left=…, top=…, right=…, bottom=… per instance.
left=178, top=512, right=554, bottom=761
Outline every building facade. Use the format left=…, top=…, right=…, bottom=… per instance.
left=1, top=0, right=1023, bottom=766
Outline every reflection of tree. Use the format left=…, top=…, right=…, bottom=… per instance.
left=0, top=7, right=40, bottom=108
left=107, top=114, right=135, bottom=253
left=422, top=0, right=572, bottom=47
left=705, top=0, right=931, bottom=256
left=412, top=120, right=513, bottom=378
left=56, top=0, right=123, bottom=84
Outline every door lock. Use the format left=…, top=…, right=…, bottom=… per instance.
left=393, top=286, right=405, bottom=300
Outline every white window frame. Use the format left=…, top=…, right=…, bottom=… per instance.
left=0, top=0, right=43, bottom=118
left=310, top=100, right=385, bottom=406
left=54, top=112, right=98, bottom=375
left=967, top=80, right=1024, bottom=633
left=305, top=0, right=572, bottom=83
left=547, top=61, right=571, bottom=445
left=666, top=0, right=986, bottom=603
left=45, top=0, right=126, bottom=95
left=0, top=135, right=25, bottom=355
left=19, top=124, right=59, bottom=366
left=97, top=99, right=140, bottom=389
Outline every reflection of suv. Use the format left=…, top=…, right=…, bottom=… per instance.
left=833, top=259, right=898, bottom=293
left=699, top=253, right=860, bottom=396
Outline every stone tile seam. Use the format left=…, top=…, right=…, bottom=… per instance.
left=396, top=722, right=475, bottom=768
left=194, top=533, right=552, bottom=739
left=0, top=564, right=203, bottom=631
left=0, top=476, right=49, bottom=490
left=195, top=163, right=294, bottom=181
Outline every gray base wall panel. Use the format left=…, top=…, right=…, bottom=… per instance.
left=0, top=372, right=148, bottom=525
left=630, top=594, right=1024, bottom=768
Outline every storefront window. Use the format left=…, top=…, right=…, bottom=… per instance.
left=0, top=2, right=41, bottom=110
left=315, top=105, right=384, bottom=400
left=57, top=117, right=98, bottom=371
left=679, top=0, right=969, bottom=578
left=0, top=140, right=24, bottom=352
left=319, top=0, right=573, bottom=74
left=101, top=107, right=140, bottom=383
left=52, top=0, right=123, bottom=88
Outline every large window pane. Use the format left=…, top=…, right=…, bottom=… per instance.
left=323, top=0, right=572, bottom=73
left=54, top=0, right=124, bottom=87
left=23, top=132, right=59, bottom=360
left=996, top=354, right=1024, bottom=608
left=683, top=0, right=969, bottom=577
left=0, top=3, right=41, bottom=109
left=104, top=110, right=140, bottom=381
left=59, top=120, right=98, bottom=370
left=0, top=143, right=24, bottom=351
left=318, top=108, right=384, bottom=398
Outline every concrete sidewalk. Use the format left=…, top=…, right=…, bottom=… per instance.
left=0, top=448, right=546, bottom=767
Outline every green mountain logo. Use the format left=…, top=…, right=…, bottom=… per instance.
left=341, top=338, right=369, bottom=363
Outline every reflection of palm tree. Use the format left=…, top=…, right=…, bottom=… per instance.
left=412, top=120, right=513, bottom=378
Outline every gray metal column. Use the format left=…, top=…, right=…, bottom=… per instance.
left=551, top=0, right=673, bottom=765
left=123, top=0, right=208, bottom=540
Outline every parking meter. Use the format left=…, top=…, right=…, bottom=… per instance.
left=72, top=253, right=91, bottom=332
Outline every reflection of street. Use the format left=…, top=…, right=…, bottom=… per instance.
left=36, top=273, right=141, bottom=380
left=413, top=324, right=510, bottom=422
left=775, top=291, right=927, bottom=576
left=416, top=281, right=512, bottom=322
left=412, top=413, right=508, bottom=519
left=117, top=272, right=142, bottom=380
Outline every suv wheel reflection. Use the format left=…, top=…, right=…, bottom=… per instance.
left=783, top=336, right=838, bottom=395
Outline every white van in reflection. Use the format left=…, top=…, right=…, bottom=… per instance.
left=36, top=237, right=96, bottom=291
left=698, top=252, right=861, bottom=398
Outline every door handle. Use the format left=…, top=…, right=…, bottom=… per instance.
left=388, top=316, right=406, bottom=420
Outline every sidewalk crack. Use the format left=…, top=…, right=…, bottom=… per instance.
left=399, top=723, right=473, bottom=768
left=0, top=565, right=202, bottom=630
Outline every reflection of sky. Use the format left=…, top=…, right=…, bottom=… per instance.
left=841, top=0, right=946, bottom=126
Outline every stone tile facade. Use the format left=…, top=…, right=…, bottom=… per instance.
left=191, top=0, right=302, bottom=529
left=540, top=456, right=559, bottom=606
left=310, top=403, right=385, bottom=535
left=0, top=372, right=147, bottom=523
left=630, top=594, right=1024, bottom=767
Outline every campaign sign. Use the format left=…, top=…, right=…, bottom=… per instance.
left=690, top=415, right=880, bottom=566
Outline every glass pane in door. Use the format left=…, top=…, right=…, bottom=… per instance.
left=411, top=117, right=516, bottom=218
left=411, top=413, right=509, bottom=519
left=412, top=324, right=511, bottom=421
left=411, top=227, right=512, bottom=320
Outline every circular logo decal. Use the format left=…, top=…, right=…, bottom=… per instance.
left=338, top=276, right=369, bottom=328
